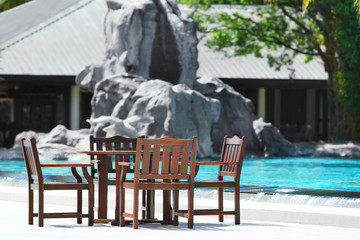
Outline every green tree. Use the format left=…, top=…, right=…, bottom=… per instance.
left=180, top=0, right=360, bottom=141
left=302, top=0, right=360, bottom=16
left=179, top=0, right=360, bottom=16
left=0, top=0, right=31, bottom=12
left=336, top=1, right=360, bottom=140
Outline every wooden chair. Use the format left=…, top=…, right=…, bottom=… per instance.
left=117, top=136, right=198, bottom=229
left=176, top=136, right=246, bottom=225
left=89, top=135, right=137, bottom=182
left=89, top=135, right=143, bottom=223
left=20, top=137, right=94, bottom=227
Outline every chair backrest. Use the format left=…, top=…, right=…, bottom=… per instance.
left=218, top=136, right=247, bottom=180
left=133, top=136, right=198, bottom=182
left=90, top=135, right=138, bottom=173
left=20, top=137, right=43, bottom=184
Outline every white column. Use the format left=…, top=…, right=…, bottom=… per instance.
left=70, top=86, right=80, bottom=130
left=257, top=88, right=266, bottom=120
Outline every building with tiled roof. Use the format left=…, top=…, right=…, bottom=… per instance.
left=0, top=0, right=328, bottom=146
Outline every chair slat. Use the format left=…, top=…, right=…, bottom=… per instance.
left=171, top=145, right=181, bottom=174
left=226, top=144, right=236, bottom=172
left=180, top=145, right=190, bottom=174
left=105, top=142, right=112, bottom=150
left=151, top=145, right=161, bottom=174
left=161, top=145, right=171, bottom=174
left=222, top=145, right=230, bottom=172
left=96, top=142, right=103, bottom=151
left=142, top=145, right=151, bottom=174
left=232, top=145, right=241, bottom=172
left=114, top=142, right=121, bottom=150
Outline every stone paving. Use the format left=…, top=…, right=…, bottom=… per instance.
left=1, top=186, right=359, bottom=240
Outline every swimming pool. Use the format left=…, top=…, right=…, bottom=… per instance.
left=1, top=157, right=360, bottom=194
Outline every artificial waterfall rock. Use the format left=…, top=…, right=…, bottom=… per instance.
left=76, top=0, right=198, bottom=91
left=193, top=76, right=261, bottom=153
left=87, top=77, right=218, bottom=158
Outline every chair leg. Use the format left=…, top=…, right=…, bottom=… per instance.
left=119, top=185, right=126, bottom=227
left=218, top=187, right=224, bottom=222
left=115, top=173, right=120, bottom=225
left=142, top=190, right=146, bottom=219
left=38, top=189, right=44, bottom=227
left=88, top=185, right=94, bottom=226
left=173, top=190, right=179, bottom=226
left=235, top=185, right=240, bottom=225
left=77, top=189, right=82, bottom=224
left=28, top=188, right=34, bottom=225
left=133, top=189, right=139, bottom=229
left=187, top=188, right=194, bottom=228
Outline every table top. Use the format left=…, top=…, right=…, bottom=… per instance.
left=78, top=150, right=136, bottom=155
left=77, top=150, right=237, bottom=166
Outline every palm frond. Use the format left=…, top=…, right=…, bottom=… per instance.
left=355, top=0, right=360, bottom=17
left=302, top=0, right=313, bottom=14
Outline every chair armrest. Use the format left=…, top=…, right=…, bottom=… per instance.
left=179, top=162, right=238, bottom=167
left=192, top=161, right=238, bottom=177
left=41, top=164, right=93, bottom=183
left=118, top=162, right=136, bottom=167
left=196, top=162, right=238, bottom=166
left=40, top=163, right=93, bottom=167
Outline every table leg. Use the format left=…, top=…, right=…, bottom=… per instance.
left=146, top=190, right=155, bottom=219
left=163, top=190, right=173, bottom=224
left=98, top=155, right=108, bottom=219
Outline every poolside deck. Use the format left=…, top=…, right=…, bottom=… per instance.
left=1, top=186, right=359, bottom=239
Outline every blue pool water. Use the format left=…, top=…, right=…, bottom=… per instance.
left=1, top=157, right=360, bottom=194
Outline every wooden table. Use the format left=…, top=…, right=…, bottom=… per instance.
left=78, top=150, right=173, bottom=225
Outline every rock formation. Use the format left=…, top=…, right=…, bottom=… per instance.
left=253, top=118, right=300, bottom=156
left=86, top=76, right=219, bottom=157
left=193, top=76, right=260, bottom=153
left=87, top=115, right=154, bottom=138
left=11, top=125, right=90, bottom=161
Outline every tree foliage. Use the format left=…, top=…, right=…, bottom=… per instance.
left=180, top=0, right=360, bottom=16
left=337, top=1, right=360, bottom=118
left=356, top=0, right=360, bottom=16
left=181, top=0, right=329, bottom=71
left=336, top=0, right=360, bottom=139
left=180, top=0, right=360, bottom=140
left=337, top=0, right=360, bottom=116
